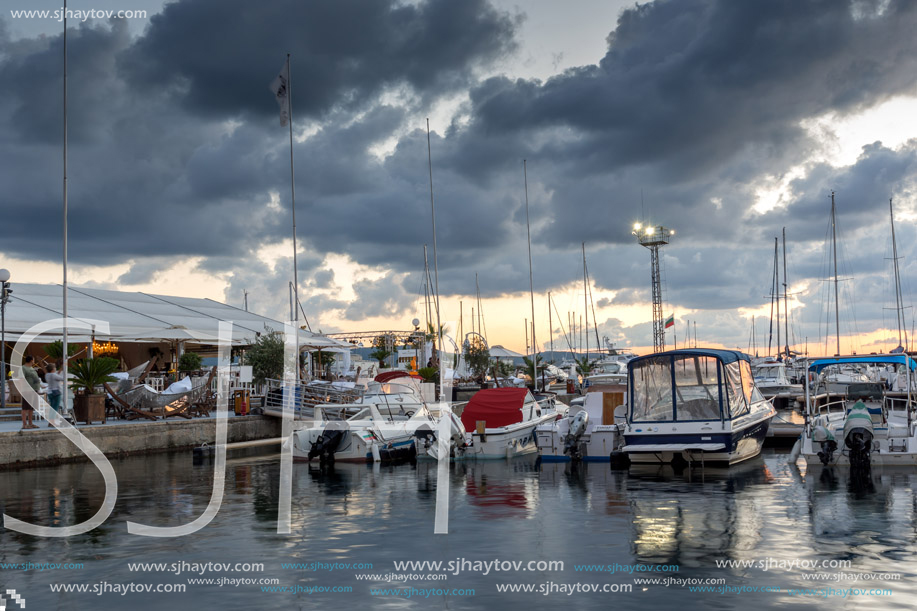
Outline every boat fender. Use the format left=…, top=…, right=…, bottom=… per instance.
left=609, top=450, right=630, bottom=469
left=371, top=443, right=382, bottom=463
left=788, top=438, right=801, bottom=463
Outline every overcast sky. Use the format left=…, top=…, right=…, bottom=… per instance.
left=2, top=0, right=917, bottom=356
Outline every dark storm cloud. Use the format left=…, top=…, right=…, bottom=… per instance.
left=439, top=0, right=917, bottom=250
left=120, top=0, right=518, bottom=119
left=4, top=0, right=917, bottom=351
left=0, top=0, right=520, bottom=267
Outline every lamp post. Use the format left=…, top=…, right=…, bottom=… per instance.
left=0, top=269, right=10, bottom=414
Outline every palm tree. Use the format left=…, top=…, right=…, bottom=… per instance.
left=522, top=355, right=543, bottom=382
left=575, top=356, right=593, bottom=376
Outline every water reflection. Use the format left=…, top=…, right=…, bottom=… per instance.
left=2, top=451, right=917, bottom=609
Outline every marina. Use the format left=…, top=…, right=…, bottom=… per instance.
left=3, top=0, right=917, bottom=608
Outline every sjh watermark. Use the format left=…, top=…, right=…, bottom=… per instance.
left=0, top=588, right=25, bottom=611
left=3, top=317, right=461, bottom=538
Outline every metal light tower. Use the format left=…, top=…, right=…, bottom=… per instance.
left=633, top=224, right=674, bottom=352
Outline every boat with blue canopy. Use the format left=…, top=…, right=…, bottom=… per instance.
left=794, top=354, right=917, bottom=467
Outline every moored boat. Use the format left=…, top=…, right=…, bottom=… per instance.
left=795, top=354, right=917, bottom=467
left=451, top=388, right=557, bottom=460
left=621, top=349, right=775, bottom=466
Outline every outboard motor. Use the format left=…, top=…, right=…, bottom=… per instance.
left=811, top=418, right=837, bottom=466
left=563, top=408, right=589, bottom=461
left=307, top=421, right=349, bottom=464
left=843, top=401, right=874, bottom=469
left=422, top=412, right=468, bottom=459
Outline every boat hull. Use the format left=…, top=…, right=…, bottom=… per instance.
left=622, top=418, right=771, bottom=466
left=536, top=425, right=623, bottom=462
left=455, top=414, right=556, bottom=460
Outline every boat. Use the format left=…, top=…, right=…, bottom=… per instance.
left=620, top=349, right=776, bottom=466
left=753, top=360, right=802, bottom=405
left=583, top=360, right=628, bottom=389
left=291, top=400, right=443, bottom=464
left=536, top=389, right=625, bottom=461
left=794, top=354, right=917, bottom=467
left=450, top=388, right=558, bottom=460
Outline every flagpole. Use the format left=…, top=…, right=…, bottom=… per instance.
left=285, top=54, right=300, bottom=380
left=62, top=0, right=69, bottom=419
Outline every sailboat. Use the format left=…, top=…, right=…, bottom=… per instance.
left=794, top=197, right=917, bottom=467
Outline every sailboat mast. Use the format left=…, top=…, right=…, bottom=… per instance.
left=426, top=120, right=442, bottom=367
left=548, top=291, right=554, bottom=364
left=782, top=227, right=789, bottom=357
left=768, top=240, right=776, bottom=355
left=583, top=242, right=588, bottom=362
left=890, top=198, right=907, bottom=350
left=62, top=0, right=69, bottom=416
left=523, top=161, right=537, bottom=372
left=831, top=192, right=841, bottom=355
left=775, top=237, right=781, bottom=357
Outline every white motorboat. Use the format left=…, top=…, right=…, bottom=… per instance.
left=621, top=349, right=775, bottom=466
left=752, top=360, right=803, bottom=411
left=583, top=360, right=627, bottom=389
left=536, top=390, right=625, bottom=461
left=291, top=397, right=439, bottom=464
left=794, top=354, right=917, bottom=467
left=451, top=388, right=558, bottom=460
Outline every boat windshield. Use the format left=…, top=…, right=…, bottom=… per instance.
left=631, top=354, right=725, bottom=422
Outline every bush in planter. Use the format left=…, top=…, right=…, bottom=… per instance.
left=178, top=352, right=203, bottom=373
left=69, top=357, right=120, bottom=395
left=69, top=357, right=120, bottom=424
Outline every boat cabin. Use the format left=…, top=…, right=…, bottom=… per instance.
left=629, top=349, right=766, bottom=424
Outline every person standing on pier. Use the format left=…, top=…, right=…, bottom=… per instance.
left=21, top=355, right=40, bottom=430
left=45, top=363, right=64, bottom=427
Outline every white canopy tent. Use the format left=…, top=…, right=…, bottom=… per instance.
left=490, top=345, right=524, bottom=359
left=0, top=283, right=351, bottom=350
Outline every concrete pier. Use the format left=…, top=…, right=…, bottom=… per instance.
left=0, top=415, right=282, bottom=470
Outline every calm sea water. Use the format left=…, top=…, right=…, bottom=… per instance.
left=2, top=449, right=916, bottom=610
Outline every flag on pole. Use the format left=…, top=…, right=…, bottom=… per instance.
left=270, top=58, right=290, bottom=127
left=664, top=313, right=675, bottom=329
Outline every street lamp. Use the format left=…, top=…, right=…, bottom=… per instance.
left=0, top=269, right=11, bottom=414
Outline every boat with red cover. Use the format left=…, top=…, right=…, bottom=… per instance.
left=451, top=388, right=558, bottom=460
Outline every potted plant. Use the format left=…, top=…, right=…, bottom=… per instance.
left=70, top=357, right=119, bottom=424
left=178, top=351, right=203, bottom=373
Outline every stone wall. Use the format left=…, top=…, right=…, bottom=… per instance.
left=0, top=416, right=282, bottom=470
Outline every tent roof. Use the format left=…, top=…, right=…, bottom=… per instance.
left=1, top=282, right=351, bottom=349
left=490, top=345, right=524, bottom=358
